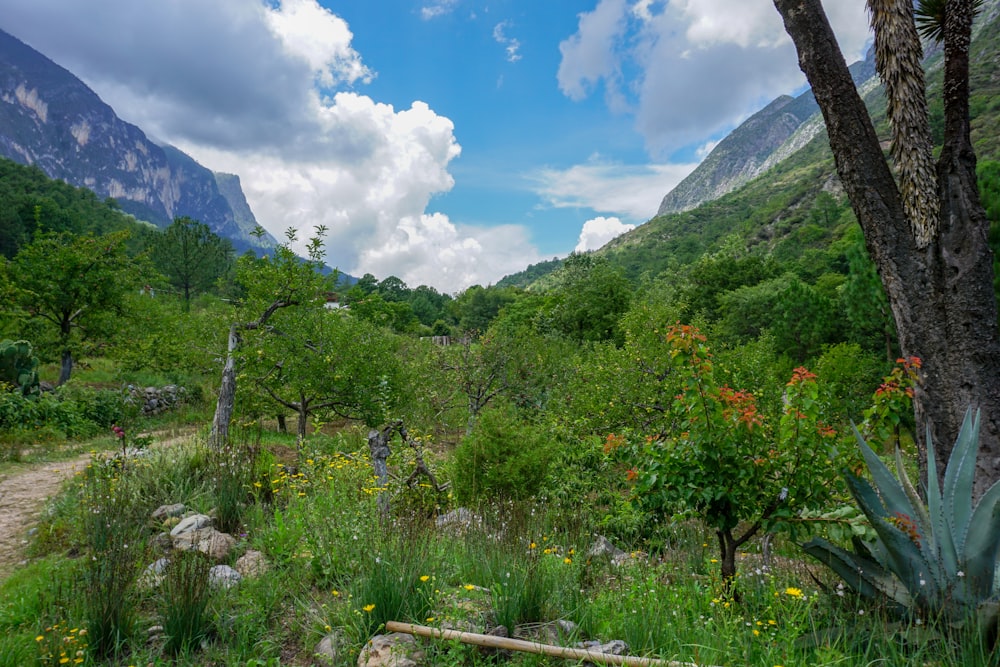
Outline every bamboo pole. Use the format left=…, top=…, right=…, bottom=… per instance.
left=384, top=621, right=716, bottom=667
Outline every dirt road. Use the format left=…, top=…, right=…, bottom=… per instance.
left=0, top=432, right=195, bottom=580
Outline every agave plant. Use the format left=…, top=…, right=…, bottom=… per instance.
left=803, top=409, right=1000, bottom=629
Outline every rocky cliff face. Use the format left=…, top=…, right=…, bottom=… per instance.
left=0, top=28, right=276, bottom=250
left=656, top=51, right=877, bottom=217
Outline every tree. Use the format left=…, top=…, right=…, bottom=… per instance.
left=151, top=217, right=232, bottom=311
left=244, top=307, right=402, bottom=441
left=622, top=325, right=842, bottom=586
left=6, top=230, right=141, bottom=384
left=209, top=228, right=329, bottom=447
left=547, top=254, right=633, bottom=345
left=772, top=0, right=1000, bottom=496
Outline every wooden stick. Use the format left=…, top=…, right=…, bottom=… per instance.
left=384, top=621, right=714, bottom=667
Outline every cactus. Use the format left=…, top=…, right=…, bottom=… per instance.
left=804, top=408, right=1000, bottom=629
left=0, top=339, right=40, bottom=396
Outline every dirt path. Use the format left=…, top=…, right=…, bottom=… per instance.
left=0, top=452, right=93, bottom=579
left=0, top=431, right=195, bottom=580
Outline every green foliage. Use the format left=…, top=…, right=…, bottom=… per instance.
left=451, top=402, right=556, bottom=503
left=805, top=408, right=1000, bottom=634
left=626, top=325, right=843, bottom=580
left=0, top=338, right=39, bottom=395
left=861, top=356, right=922, bottom=451
left=79, top=459, right=145, bottom=658
left=0, top=157, right=144, bottom=259
left=159, top=550, right=214, bottom=656
left=151, top=216, right=233, bottom=310
left=210, top=441, right=261, bottom=534
left=544, top=253, right=633, bottom=344
left=5, top=230, right=146, bottom=384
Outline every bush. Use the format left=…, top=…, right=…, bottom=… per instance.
left=451, top=403, right=555, bottom=503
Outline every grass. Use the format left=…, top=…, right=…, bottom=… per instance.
left=2, top=425, right=1000, bottom=666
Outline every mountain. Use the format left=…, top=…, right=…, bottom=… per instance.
left=0, top=28, right=277, bottom=254
left=656, top=53, right=876, bottom=216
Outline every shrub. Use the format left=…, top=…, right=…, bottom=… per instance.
left=451, top=402, right=555, bottom=503
left=159, top=550, right=214, bottom=656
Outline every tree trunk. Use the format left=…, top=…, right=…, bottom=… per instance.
left=57, top=348, right=72, bottom=386
left=210, top=323, right=240, bottom=448
left=773, top=0, right=1000, bottom=497
left=368, top=424, right=393, bottom=520
left=717, top=529, right=739, bottom=593
left=297, top=397, right=308, bottom=445
left=277, top=413, right=287, bottom=434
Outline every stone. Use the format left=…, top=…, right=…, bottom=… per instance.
left=151, top=503, right=186, bottom=521
left=138, top=558, right=170, bottom=590
left=435, top=508, right=479, bottom=532
left=314, top=629, right=346, bottom=665
left=172, top=527, right=236, bottom=561
left=577, top=639, right=630, bottom=666
left=357, top=633, right=425, bottom=667
left=208, top=564, right=242, bottom=589
left=586, top=535, right=626, bottom=561
left=169, top=513, right=213, bottom=537
left=149, top=533, right=174, bottom=554
left=235, top=550, right=269, bottom=577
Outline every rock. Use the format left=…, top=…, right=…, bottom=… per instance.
left=314, top=629, right=346, bottom=665
left=170, top=514, right=213, bottom=537
left=435, top=508, right=479, bottom=533
left=358, top=633, right=425, bottom=667
left=151, top=503, right=186, bottom=521
left=587, top=535, right=626, bottom=561
left=577, top=639, right=630, bottom=666
left=138, top=558, right=170, bottom=590
left=172, top=527, right=236, bottom=561
left=208, top=564, right=242, bottom=589
left=235, top=550, right=269, bottom=578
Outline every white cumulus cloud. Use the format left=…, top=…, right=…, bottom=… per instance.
left=558, top=0, right=870, bottom=157
left=533, top=158, right=698, bottom=221
left=575, top=216, right=635, bottom=252
left=0, top=0, right=539, bottom=292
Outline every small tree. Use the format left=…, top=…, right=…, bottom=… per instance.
left=622, top=324, right=843, bottom=586
left=151, top=216, right=232, bottom=311
left=209, top=227, right=328, bottom=447
left=7, top=230, right=141, bottom=384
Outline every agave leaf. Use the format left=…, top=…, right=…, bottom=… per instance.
left=852, top=424, right=922, bottom=529
left=894, top=445, right=934, bottom=549
left=943, top=409, right=981, bottom=556
left=846, top=473, right=942, bottom=603
left=961, top=479, right=1000, bottom=600
left=803, top=537, right=912, bottom=606
left=924, top=421, right=958, bottom=578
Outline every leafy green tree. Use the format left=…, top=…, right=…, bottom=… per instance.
left=449, top=285, right=516, bottom=335
left=209, top=228, right=331, bottom=446
left=151, top=217, right=233, bottom=311
left=243, top=307, right=402, bottom=440
left=624, top=325, right=843, bottom=585
left=547, top=254, right=632, bottom=345
left=6, top=230, right=142, bottom=384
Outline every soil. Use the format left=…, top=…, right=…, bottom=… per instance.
left=0, top=432, right=194, bottom=580
left=0, top=452, right=92, bottom=579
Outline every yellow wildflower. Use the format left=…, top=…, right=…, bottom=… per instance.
left=363, top=604, right=375, bottom=613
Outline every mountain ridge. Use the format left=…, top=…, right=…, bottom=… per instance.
left=0, top=27, right=277, bottom=254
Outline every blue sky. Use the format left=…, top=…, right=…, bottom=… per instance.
left=0, top=0, right=870, bottom=292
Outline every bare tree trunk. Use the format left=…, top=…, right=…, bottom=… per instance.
left=368, top=424, right=394, bottom=520
left=58, top=348, right=72, bottom=386
left=773, top=0, right=1000, bottom=497
left=210, top=324, right=240, bottom=448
